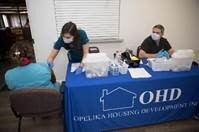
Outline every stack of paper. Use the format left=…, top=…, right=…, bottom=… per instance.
left=128, top=68, right=151, bottom=78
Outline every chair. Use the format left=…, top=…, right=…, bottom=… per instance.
left=89, top=46, right=100, bottom=53
left=9, top=88, right=62, bottom=132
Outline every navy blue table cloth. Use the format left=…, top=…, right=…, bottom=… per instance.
left=64, top=65, right=199, bottom=132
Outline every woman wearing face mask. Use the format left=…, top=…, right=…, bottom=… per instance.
left=47, top=22, right=89, bottom=68
left=138, top=24, right=174, bottom=58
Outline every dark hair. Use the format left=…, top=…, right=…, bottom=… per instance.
left=61, top=21, right=79, bottom=40
left=10, top=42, right=35, bottom=66
left=153, top=24, right=165, bottom=33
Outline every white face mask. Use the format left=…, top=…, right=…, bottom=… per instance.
left=151, top=33, right=161, bottom=41
left=63, top=37, right=73, bottom=44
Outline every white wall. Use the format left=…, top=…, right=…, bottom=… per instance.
left=26, top=0, right=68, bottom=80
left=119, top=0, right=199, bottom=50
left=26, top=0, right=199, bottom=80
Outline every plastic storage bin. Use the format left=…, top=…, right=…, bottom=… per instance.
left=83, top=53, right=111, bottom=78
left=147, top=58, right=170, bottom=71
left=170, top=49, right=194, bottom=72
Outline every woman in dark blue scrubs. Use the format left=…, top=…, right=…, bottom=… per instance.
left=47, top=21, right=89, bottom=67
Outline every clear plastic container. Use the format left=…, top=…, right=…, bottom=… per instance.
left=169, top=58, right=193, bottom=72
left=110, top=64, right=120, bottom=76
left=147, top=58, right=170, bottom=71
left=85, top=65, right=109, bottom=78
left=83, top=53, right=111, bottom=78
left=170, top=49, right=194, bottom=72
left=172, top=49, right=194, bottom=58
left=119, top=63, right=129, bottom=74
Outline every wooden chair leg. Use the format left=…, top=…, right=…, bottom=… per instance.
left=18, top=116, right=22, bottom=132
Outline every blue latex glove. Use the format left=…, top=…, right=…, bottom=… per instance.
left=75, top=66, right=83, bottom=75
left=162, top=50, right=170, bottom=58
left=47, top=60, right=54, bottom=69
left=156, top=49, right=164, bottom=58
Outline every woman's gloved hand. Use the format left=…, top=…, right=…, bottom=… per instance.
left=47, top=60, right=54, bottom=69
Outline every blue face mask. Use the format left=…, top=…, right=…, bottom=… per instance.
left=63, top=37, right=73, bottom=44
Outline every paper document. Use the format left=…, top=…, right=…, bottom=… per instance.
left=128, top=68, right=152, bottom=78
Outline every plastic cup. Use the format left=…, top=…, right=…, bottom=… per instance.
left=119, top=65, right=128, bottom=74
